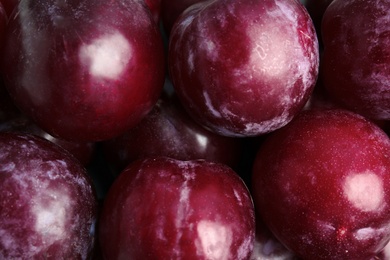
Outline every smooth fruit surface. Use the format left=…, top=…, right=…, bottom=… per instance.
left=321, top=0, right=390, bottom=120
left=252, top=109, right=390, bottom=259
left=169, top=0, right=319, bottom=137
left=1, top=0, right=165, bottom=142
left=99, top=157, right=255, bottom=259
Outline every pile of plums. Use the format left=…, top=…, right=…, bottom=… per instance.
left=1, top=0, right=390, bottom=259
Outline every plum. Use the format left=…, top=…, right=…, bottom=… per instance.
left=321, top=0, right=390, bottom=120
left=1, top=0, right=165, bottom=142
left=0, top=132, right=97, bottom=258
left=252, top=109, right=390, bottom=259
left=99, top=157, right=255, bottom=259
left=168, top=0, right=319, bottom=137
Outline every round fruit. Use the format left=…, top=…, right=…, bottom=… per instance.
left=168, top=0, right=319, bottom=137
left=251, top=109, right=390, bottom=259
left=0, top=132, right=97, bottom=258
left=99, top=157, right=255, bottom=259
left=1, top=0, right=165, bottom=142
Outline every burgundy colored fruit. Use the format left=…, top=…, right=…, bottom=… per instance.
left=251, top=109, right=390, bottom=259
left=321, top=0, right=390, bottom=120
left=1, top=0, right=165, bottom=142
left=0, top=132, right=97, bottom=258
left=0, top=115, right=95, bottom=165
left=102, top=91, right=243, bottom=172
left=99, top=157, right=255, bottom=259
left=168, top=0, right=319, bottom=137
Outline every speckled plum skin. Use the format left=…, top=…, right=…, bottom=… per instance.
left=321, top=0, right=390, bottom=120
left=168, top=0, right=319, bottom=137
left=0, top=132, right=97, bottom=259
left=99, top=157, right=255, bottom=259
left=251, top=109, right=390, bottom=259
left=1, top=0, right=165, bottom=142
left=102, top=92, right=243, bottom=172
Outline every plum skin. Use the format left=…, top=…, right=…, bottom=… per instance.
left=251, top=109, right=390, bottom=259
left=168, top=0, right=319, bottom=137
left=1, top=0, right=165, bottom=142
left=0, top=132, right=97, bottom=259
left=321, top=0, right=390, bottom=120
left=99, top=157, right=255, bottom=259
left=102, top=92, right=243, bottom=172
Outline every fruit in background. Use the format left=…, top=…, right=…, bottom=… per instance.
left=0, top=115, right=95, bottom=165
left=0, top=132, right=97, bottom=258
left=102, top=90, right=243, bottom=173
left=99, top=157, right=255, bottom=259
left=251, top=109, right=390, bottom=259
left=1, top=0, right=161, bottom=24
left=321, top=0, right=390, bottom=120
left=169, top=0, right=319, bottom=137
left=1, top=0, right=165, bottom=142
left=160, top=0, right=204, bottom=34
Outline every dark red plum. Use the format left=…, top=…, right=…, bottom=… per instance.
left=102, top=91, right=243, bottom=172
left=1, top=0, right=165, bottom=142
left=321, top=0, right=390, bottom=120
left=99, top=157, right=255, bottom=259
left=0, top=132, right=97, bottom=259
left=168, top=0, right=319, bottom=137
left=251, top=109, right=390, bottom=259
